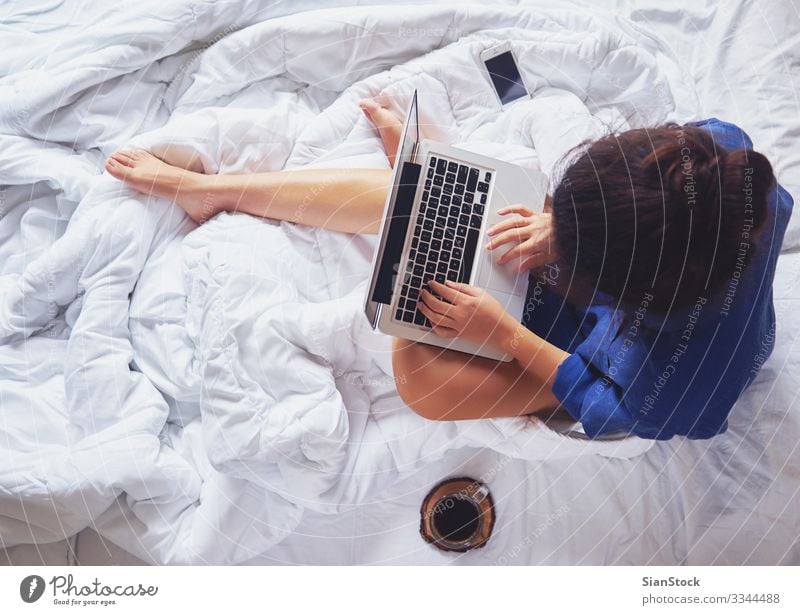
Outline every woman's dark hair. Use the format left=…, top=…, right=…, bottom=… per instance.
left=551, top=124, right=775, bottom=313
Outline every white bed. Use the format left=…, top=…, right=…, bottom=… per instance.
left=1, top=0, right=798, bottom=566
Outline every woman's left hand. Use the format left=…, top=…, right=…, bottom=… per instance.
left=418, top=280, right=516, bottom=347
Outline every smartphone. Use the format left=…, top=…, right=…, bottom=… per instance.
left=480, top=43, right=530, bottom=107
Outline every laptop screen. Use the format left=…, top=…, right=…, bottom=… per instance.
left=363, top=91, right=420, bottom=327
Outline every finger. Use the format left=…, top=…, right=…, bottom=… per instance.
left=420, top=289, right=457, bottom=317
left=497, top=242, right=536, bottom=266
left=431, top=324, right=459, bottom=338
left=426, top=280, right=464, bottom=303
left=487, top=216, right=529, bottom=237
left=418, top=299, right=457, bottom=327
left=485, top=227, right=528, bottom=251
left=497, top=204, right=534, bottom=217
left=441, top=280, right=481, bottom=296
left=519, top=252, right=555, bottom=271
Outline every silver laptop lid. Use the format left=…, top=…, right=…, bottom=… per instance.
left=364, top=90, right=420, bottom=328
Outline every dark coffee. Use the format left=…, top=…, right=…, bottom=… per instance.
left=432, top=495, right=481, bottom=543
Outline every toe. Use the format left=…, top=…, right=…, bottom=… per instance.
left=111, top=152, right=134, bottom=167
left=359, top=98, right=379, bottom=118
left=105, top=157, right=122, bottom=178
left=374, top=93, right=393, bottom=109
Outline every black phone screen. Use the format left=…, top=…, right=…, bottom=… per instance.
left=484, top=50, right=527, bottom=105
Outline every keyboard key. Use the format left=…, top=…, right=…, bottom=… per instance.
left=438, top=205, right=448, bottom=217
left=474, top=204, right=485, bottom=216
left=436, top=159, right=447, bottom=174
left=454, top=184, right=464, bottom=196
left=459, top=214, right=470, bottom=225
left=440, top=194, right=451, bottom=206
left=437, top=262, right=448, bottom=273
left=423, top=219, right=434, bottom=231
left=457, top=165, right=468, bottom=183
left=441, top=251, right=450, bottom=262
left=433, top=175, right=444, bottom=187
left=415, top=252, right=426, bottom=264
left=447, top=217, right=458, bottom=228
left=461, top=204, right=471, bottom=215
left=431, top=239, right=442, bottom=251
left=422, top=190, right=430, bottom=201
left=443, top=184, right=453, bottom=195
left=413, top=226, right=421, bottom=237
left=411, top=276, right=422, bottom=288
left=421, top=230, right=432, bottom=242
left=445, top=172, right=456, bottom=184
left=427, top=167, right=434, bottom=179
left=456, top=226, right=467, bottom=237
left=401, top=284, right=409, bottom=296
left=425, top=179, right=432, bottom=189
left=430, top=156, right=437, bottom=167
left=447, top=269, right=459, bottom=281
left=467, top=168, right=479, bottom=192
left=398, top=298, right=406, bottom=310
left=477, top=181, right=489, bottom=193
left=480, top=193, right=487, bottom=205
left=443, top=239, right=453, bottom=251
left=435, top=273, right=446, bottom=284
left=431, top=187, right=441, bottom=198
left=433, top=227, right=444, bottom=239
left=429, top=250, right=439, bottom=261
left=470, top=215, right=482, bottom=229
left=465, top=192, right=475, bottom=203
left=409, top=288, right=420, bottom=300
left=452, top=193, right=463, bottom=204
left=448, top=161, right=458, bottom=173
left=455, top=236, right=465, bottom=248
left=425, top=208, right=436, bottom=220
left=414, top=311, right=427, bottom=326
left=413, top=265, right=424, bottom=276
left=402, top=311, right=414, bottom=323
left=425, top=262, right=436, bottom=274
left=457, top=228, right=480, bottom=284
left=484, top=172, right=492, bottom=182
left=453, top=247, right=463, bottom=260
left=419, top=242, right=429, bottom=253
left=444, top=228, right=455, bottom=240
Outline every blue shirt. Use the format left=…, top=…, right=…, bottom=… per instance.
left=523, top=118, right=794, bottom=440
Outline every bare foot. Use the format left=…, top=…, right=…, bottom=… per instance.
left=359, top=97, right=403, bottom=167
left=105, top=150, right=212, bottom=222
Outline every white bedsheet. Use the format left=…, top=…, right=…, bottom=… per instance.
left=1, top=0, right=798, bottom=565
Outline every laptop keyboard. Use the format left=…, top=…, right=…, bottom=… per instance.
left=394, top=155, right=494, bottom=328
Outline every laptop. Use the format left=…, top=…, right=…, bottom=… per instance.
left=364, top=90, right=549, bottom=361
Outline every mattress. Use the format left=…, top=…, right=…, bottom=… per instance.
left=1, top=0, right=798, bottom=565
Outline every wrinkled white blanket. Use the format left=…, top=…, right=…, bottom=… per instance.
left=0, top=1, right=736, bottom=564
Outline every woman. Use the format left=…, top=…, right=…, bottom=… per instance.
left=105, top=99, right=793, bottom=440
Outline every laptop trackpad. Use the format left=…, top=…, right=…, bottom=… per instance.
left=475, top=245, right=528, bottom=295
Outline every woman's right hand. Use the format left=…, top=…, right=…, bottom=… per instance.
left=484, top=205, right=556, bottom=271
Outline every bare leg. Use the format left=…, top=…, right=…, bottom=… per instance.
left=391, top=338, right=559, bottom=421
left=106, top=150, right=390, bottom=233
left=105, top=96, right=404, bottom=230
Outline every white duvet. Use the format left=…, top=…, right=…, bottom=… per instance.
left=1, top=1, right=797, bottom=565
